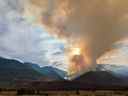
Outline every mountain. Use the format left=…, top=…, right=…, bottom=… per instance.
left=74, top=71, right=122, bottom=85
left=24, top=71, right=125, bottom=90
left=29, top=63, right=66, bottom=80
left=1, top=56, right=128, bottom=89
left=0, top=57, right=43, bottom=88
left=96, top=64, right=128, bottom=77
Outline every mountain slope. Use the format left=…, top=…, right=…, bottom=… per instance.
left=24, top=71, right=124, bottom=90
left=75, top=71, right=122, bottom=84
left=0, top=57, right=43, bottom=87
left=63, top=70, right=125, bottom=90
left=29, top=63, right=66, bottom=80
left=96, top=64, right=128, bottom=77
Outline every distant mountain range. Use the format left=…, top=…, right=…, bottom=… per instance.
left=0, top=57, right=39, bottom=87
left=0, top=57, right=64, bottom=88
left=96, top=64, right=128, bottom=78
left=0, top=57, right=128, bottom=89
left=27, top=63, right=66, bottom=80
left=26, top=70, right=126, bottom=90
left=74, top=71, right=122, bottom=86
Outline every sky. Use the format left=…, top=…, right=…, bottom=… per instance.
left=97, top=38, right=128, bottom=65
left=0, top=0, right=68, bottom=69
left=1, top=0, right=128, bottom=77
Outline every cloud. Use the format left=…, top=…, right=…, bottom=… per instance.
left=97, top=38, right=128, bottom=65
left=0, top=0, right=66, bottom=67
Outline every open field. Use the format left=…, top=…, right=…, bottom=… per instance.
left=0, top=89, right=128, bottom=96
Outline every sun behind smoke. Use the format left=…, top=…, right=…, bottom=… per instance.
left=26, top=0, right=94, bottom=80
left=70, top=47, right=81, bottom=56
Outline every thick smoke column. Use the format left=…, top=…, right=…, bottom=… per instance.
left=39, top=0, right=128, bottom=63
left=28, top=0, right=128, bottom=79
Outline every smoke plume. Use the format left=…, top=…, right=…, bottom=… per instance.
left=35, top=0, right=128, bottom=63
left=28, top=0, right=128, bottom=77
